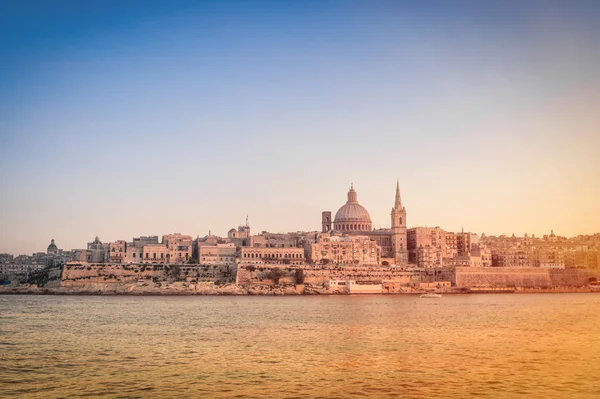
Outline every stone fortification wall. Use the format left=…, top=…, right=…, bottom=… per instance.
left=549, top=269, right=599, bottom=287
left=236, top=264, right=422, bottom=285
left=453, top=267, right=551, bottom=288
left=61, top=263, right=234, bottom=287
left=450, top=267, right=600, bottom=288
left=420, top=268, right=457, bottom=285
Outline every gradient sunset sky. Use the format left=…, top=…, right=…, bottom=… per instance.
left=1, top=0, right=599, bottom=254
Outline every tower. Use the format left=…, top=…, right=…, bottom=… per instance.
left=322, top=211, right=332, bottom=233
left=391, top=180, right=407, bottom=265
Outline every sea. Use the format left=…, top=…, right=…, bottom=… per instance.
left=1, top=294, right=599, bottom=398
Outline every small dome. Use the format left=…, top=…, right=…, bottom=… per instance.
left=47, top=239, right=58, bottom=254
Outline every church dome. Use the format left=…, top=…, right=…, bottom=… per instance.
left=333, top=185, right=372, bottom=232
left=335, top=203, right=371, bottom=222
left=47, top=239, right=58, bottom=254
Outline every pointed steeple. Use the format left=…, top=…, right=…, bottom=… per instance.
left=394, top=179, right=402, bottom=209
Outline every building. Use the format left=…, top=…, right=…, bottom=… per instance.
left=492, top=249, right=531, bottom=267
left=87, top=236, right=106, bottom=263
left=416, top=245, right=443, bottom=268
left=251, top=232, right=306, bottom=248
left=228, top=216, right=252, bottom=246
left=320, top=181, right=407, bottom=265
left=132, top=236, right=159, bottom=247
left=141, top=244, right=168, bottom=263
left=123, top=236, right=160, bottom=264
left=107, top=240, right=127, bottom=264
left=162, top=233, right=193, bottom=264
left=124, top=245, right=143, bottom=264
left=347, top=281, right=383, bottom=294
left=47, top=239, right=58, bottom=254
left=238, top=247, right=305, bottom=265
left=198, top=243, right=237, bottom=266
left=456, top=230, right=473, bottom=256
left=444, top=233, right=458, bottom=258
left=407, top=227, right=445, bottom=265
left=471, top=244, right=492, bottom=267
left=325, top=280, right=383, bottom=294
left=0, top=263, right=47, bottom=279
left=308, top=233, right=380, bottom=266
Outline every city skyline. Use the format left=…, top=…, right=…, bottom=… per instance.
left=2, top=1, right=600, bottom=254
left=1, top=180, right=597, bottom=256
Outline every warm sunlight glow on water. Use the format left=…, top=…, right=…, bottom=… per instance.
left=1, top=294, right=600, bottom=398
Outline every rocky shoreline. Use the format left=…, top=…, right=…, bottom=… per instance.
left=1, top=282, right=598, bottom=296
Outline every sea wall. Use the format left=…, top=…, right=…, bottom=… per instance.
left=549, top=269, right=599, bottom=287
left=451, top=267, right=599, bottom=288
left=453, top=267, right=551, bottom=288
left=235, top=264, right=424, bottom=285
left=61, top=263, right=234, bottom=287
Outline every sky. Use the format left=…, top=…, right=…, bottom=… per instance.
left=1, top=0, right=599, bottom=254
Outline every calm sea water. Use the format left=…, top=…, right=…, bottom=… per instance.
left=1, top=294, right=599, bottom=398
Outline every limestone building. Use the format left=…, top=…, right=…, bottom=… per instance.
left=107, top=240, right=126, bottom=263
left=407, top=227, right=445, bottom=265
left=162, top=233, right=193, bottom=263
left=308, top=234, right=380, bottom=265
left=198, top=243, right=237, bottom=266
left=239, top=247, right=305, bottom=266
left=227, top=216, right=252, bottom=247
left=87, top=236, right=106, bottom=263
left=320, top=182, right=407, bottom=265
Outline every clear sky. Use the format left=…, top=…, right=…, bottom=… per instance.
left=1, top=0, right=599, bottom=254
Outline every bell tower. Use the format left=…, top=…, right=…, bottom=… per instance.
left=322, top=211, right=332, bottom=233
left=391, top=180, right=407, bottom=265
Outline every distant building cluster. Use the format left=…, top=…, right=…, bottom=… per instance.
left=2, top=182, right=600, bottom=281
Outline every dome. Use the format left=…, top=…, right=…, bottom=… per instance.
left=333, top=184, right=372, bottom=233
left=334, top=203, right=372, bottom=223
left=47, top=239, right=58, bottom=254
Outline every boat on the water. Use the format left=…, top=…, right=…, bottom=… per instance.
left=420, top=293, right=442, bottom=298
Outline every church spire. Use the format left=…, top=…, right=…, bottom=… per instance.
left=395, top=179, right=402, bottom=209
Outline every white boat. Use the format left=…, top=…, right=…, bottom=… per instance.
left=420, top=293, right=442, bottom=298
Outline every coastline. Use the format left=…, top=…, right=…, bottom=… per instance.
left=1, top=285, right=597, bottom=296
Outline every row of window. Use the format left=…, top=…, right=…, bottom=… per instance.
left=336, top=223, right=371, bottom=231
left=242, top=252, right=303, bottom=259
left=131, top=252, right=191, bottom=260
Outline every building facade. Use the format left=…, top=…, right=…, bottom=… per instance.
left=320, top=182, right=407, bottom=266
left=239, top=247, right=305, bottom=266
left=308, top=234, right=380, bottom=266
